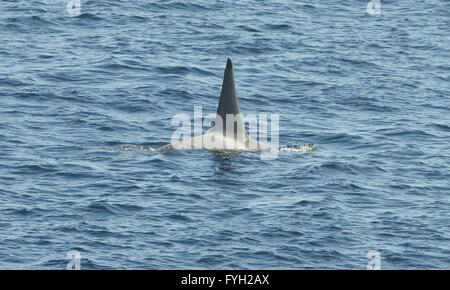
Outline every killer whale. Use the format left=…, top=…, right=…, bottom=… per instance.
left=156, top=58, right=274, bottom=153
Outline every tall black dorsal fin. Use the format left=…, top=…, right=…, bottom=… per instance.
left=214, top=58, right=246, bottom=136
left=216, top=58, right=240, bottom=121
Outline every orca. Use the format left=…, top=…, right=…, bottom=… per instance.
left=155, top=58, right=275, bottom=154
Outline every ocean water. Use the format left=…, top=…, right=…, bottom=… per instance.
left=0, top=0, right=449, bottom=269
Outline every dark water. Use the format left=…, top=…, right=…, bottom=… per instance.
left=0, top=0, right=449, bottom=269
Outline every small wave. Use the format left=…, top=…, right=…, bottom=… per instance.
left=231, top=42, right=278, bottom=55
left=156, top=66, right=190, bottom=75
left=166, top=214, right=193, bottom=222
left=432, top=123, right=450, bottom=132
left=323, top=132, right=364, bottom=143
left=0, top=78, right=27, bottom=87
left=336, top=57, right=380, bottom=69
left=112, top=203, right=144, bottom=212
left=155, top=66, right=214, bottom=76
left=293, top=200, right=318, bottom=206
left=75, top=13, right=105, bottom=21
left=6, top=15, right=55, bottom=26
left=264, top=24, right=292, bottom=30
left=128, top=15, right=149, bottom=23
left=217, top=208, right=251, bottom=218
left=5, top=207, right=47, bottom=217
left=86, top=202, right=118, bottom=215
left=196, top=255, right=225, bottom=266
left=384, top=129, right=436, bottom=138
left=97, top=126, right=114, bottom=131
left=0, top=23, right=27, bottom=33
left=98, top=62, right=150, bottom=73
left=17, top=164, right=57, bottom=173
left=237, top=25, right=260, bottom=33
left=298, top=3, right=317, bottom=10
left=319, top=162, right=357, bottom=174
left=165, top=1, right=209, bottom=11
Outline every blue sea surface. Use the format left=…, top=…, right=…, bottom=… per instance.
left=0, top=0, right=449, bottom=269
